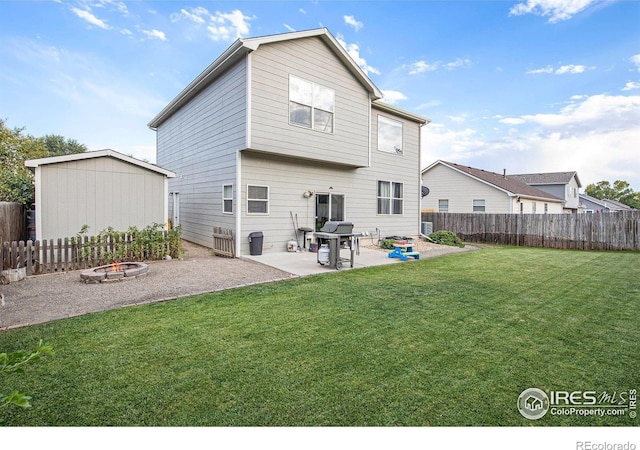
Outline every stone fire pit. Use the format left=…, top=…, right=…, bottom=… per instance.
left=80, top=262, right=149, bottom=283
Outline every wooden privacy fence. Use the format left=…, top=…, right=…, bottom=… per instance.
left=0, top=202, right=25, bottom=244
left=422, top=212, right=640, bottom=251
left=213, top=227, right=235, bottom=258
left=1, top=232, right=176, bottom=276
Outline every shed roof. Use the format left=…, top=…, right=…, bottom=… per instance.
left=508, top=171, right=582, bottom=188
left=148, top=28, right=424, bottom=129
left=423, top=160, right=563, bottom=202
left=25, top=149, right=176, bottom=178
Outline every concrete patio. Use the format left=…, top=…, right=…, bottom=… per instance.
left=242, top=246, right=411, bottom=276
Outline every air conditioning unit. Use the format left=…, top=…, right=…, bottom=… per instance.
left=421, top=222, right=433, bottom=236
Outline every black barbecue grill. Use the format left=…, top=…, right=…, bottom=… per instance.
left=313, top=221, right=360, bottom=270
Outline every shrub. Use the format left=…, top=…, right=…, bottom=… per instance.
left=428, top=230, right=465, bottom=248
left=380, top=239, right=396, bottom=250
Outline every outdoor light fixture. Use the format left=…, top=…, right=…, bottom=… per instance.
left=303, top=190, right=314, bottom=198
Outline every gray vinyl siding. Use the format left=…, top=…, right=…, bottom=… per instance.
left=239, top=108, right=421, bottom=255
left=156, top=61, right=247, bottom=247
left=38, top=158, right=165, bottom=241
left=421, top=164, right=512, bottom=213
left=249, top=37, right=371, bottom=167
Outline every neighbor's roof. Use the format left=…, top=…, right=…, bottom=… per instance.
left=25, top=149, right=176, bottom=178
left=422, top=160, right=563, bottom=202
left=149, top=28, right=389, bottom=129
left=579, top=193, right=634, bottom=211
left=508, top=171, right=582, bottom=188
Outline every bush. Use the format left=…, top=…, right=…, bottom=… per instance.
left=428, top=230, right=465, bottom=248
left=76, top=223, right=183, bottom=264
left=380, top=239, right=397, bottom=250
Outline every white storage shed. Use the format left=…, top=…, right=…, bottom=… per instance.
left=25, top=149, right=175, bottom=241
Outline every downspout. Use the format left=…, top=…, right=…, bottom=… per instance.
left=236, top=52, right=251, bottom=256
left=368, top=94, right=372, bottom=168
left=34, top=166, right=42, bottom=242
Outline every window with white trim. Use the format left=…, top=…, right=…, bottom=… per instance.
left=223, top=184, right=233, bottom=214
left=532, top=201, right=537, bottom=214
left=473, top=199, right=485, bottom=212
left=289, top=75, right=334, bottom=133
left=377, top=181, right=403, bottom=215
left=377, top=115, right=403, bottom=155
left=438, top=199, right=449, bottom=212
left=247, top=185, right=269, bottom=214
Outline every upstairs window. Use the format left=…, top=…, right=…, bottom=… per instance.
left=378, top=115, right=403, bottom=155
left=289, top=75, right=334, bottom=133
left=438, top=199, right=449, bottom=212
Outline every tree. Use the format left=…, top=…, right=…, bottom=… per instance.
left=0, top=119, right=48, bottom=205
left=42, top=134, right=87, bottom=157
left=584, top=180, right=639, bottom=209
left=1, top=340, right=54, bottom=424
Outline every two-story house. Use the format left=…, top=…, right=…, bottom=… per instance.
left=148, top=28, right=428, bottom=255
left=508, top=171, right=582, bottom=213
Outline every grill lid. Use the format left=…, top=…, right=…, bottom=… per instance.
left=320, top=221, right=354, bottom=233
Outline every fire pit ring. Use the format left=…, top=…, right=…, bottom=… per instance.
left=80, top=262, right=149, bottom=283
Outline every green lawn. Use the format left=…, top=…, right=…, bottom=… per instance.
left=1, top=246, right=638, bottom=426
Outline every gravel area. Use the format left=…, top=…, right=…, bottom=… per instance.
left=0, top=238, right=478, bottom=330
left=0, top=241, right=293, bottom=330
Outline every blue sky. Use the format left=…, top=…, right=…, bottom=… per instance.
left=1, top=0, right=639, bottom=190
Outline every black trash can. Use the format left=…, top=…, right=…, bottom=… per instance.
left=248, top=231, right=264, bottom=256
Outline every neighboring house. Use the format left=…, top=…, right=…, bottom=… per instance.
left=579, top=193, right=634, bottom=213
left=148, top=28, right=429, bottom=256
left=508, top=171, right=582, bottom=213
left=25, top=149, right=175, bottom=241
left=421, top=160, right=564, bottom=214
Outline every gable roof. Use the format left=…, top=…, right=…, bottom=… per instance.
left=423, top=160, right=563, bottom=202
left=25, top=149, right=176, bottom=178
left=508, top=171, right=582, bottom=188
left=148, top=28, right=385, bottom=129
left=579, top=193, right=634, bottom=211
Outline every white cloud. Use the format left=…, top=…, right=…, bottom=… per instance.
left=509, top=0, right=598, bottom=23
left=208, top=10, right=253, bottom=41
left=381, top=90, right=407, bottom=104
left=408, top=58, right=471, bottom=75
left=344, top=15, right=363, bottom=31
left=336, top=34, right=380, bottom=75
left=142, top=29, right=167, bottom=41
left=499, top=117, right=527, bottom=125
left=170, top=7, right=253, bottom=41
left=444, top=58, right=471, bottom=70
left=622, top=81, right=640, bottom=91
left=421, top=93, right=640, bottom=189
left=299, top=8, right=307, bottom=14
left=447, top=114, right=468, bottom=124
left=283, top=24, right=296, bottom=32
left=71, top=7, right=111, bottom=30
left=527, top=63, right=594, bottom=74
left=173, top=7, right=207, bottom=24
left=630, top=54, right=640, bottom=72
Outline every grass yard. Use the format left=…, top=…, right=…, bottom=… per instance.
left=1, top=246, right=638, bottom=426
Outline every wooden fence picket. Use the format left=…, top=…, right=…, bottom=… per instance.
left=422, top=211, right=640, bottom=251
